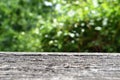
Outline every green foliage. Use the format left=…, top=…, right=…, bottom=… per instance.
left=0, top=0, right=120, bottom=52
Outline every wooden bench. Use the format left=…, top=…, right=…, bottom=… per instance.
left=0, top=52, right=120, bottom=80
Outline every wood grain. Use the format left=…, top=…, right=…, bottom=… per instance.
left=0, top=53, right=120, bottom=80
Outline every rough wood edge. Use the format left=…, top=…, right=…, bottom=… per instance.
left=0, top=52, right=119, bottom=56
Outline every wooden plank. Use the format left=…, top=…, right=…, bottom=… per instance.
left=0, top=53, right=120, bottom=80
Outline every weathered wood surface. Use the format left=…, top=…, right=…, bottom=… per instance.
left=0, top=53, right=120, bottom=80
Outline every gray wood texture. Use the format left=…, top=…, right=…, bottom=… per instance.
left=0, top=53, right=120, bottom=80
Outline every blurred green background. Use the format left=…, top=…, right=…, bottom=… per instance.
left=0, top=0, right=120, bottom=52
